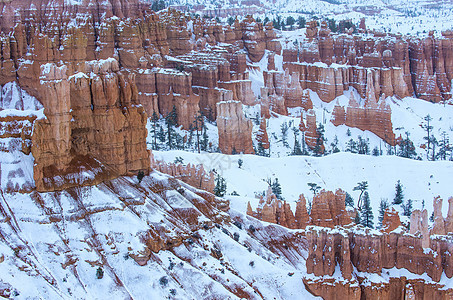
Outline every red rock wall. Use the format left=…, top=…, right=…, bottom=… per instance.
left=216, top=101, right=254, bottom=154
left=247, top=189, right=350, bottom=230
left=154, top=160, right=215, bottom=193
left=285, top=26, right=453, bottom=103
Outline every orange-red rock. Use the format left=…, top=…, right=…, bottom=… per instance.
left=216, top=101, right=254, bottom=155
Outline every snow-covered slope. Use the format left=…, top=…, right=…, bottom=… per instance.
left=0, top=172, right=317, bottom=299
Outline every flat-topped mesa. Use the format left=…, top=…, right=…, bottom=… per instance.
left=216, top=100, right=254, bottom=155
left=332, top=91, right=396, bottom=145
left=284, top=23, right=453, bottom=103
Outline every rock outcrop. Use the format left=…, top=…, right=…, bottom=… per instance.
left=0, top=2, right=285, bottom=191
left=332, top=91, right=396, bottom=145
left=381, top=207, right=402, bottom=233
left=283, top=23, right=453, bottom=103
left=310, top=189, right=351, bottom=228
left=256, top=118, right=270, bottom=150
left=304, top=196, right=453, bottom=299
left=303, top=109, right=324, bottom=151
left=32, top=60, right=150, bottom=192
left=261, top=69, right=312, bottom=112
left=247, top=189, right=351, bottom=229
left=216, top=101, right=254, bottom=154
left=153, top=160, right=215, bottom=193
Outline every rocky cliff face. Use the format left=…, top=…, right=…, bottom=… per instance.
left=153, top=160, right=215, bottom=193
left=216, top=101, right=254, bottom=154
left=332, top=89, right=396, bottom=145
left=284, top=24, right=453, bottom=103
left=247, top=189, right=351, bottom=229
left=304, top=196, right=453, bottom=299
left=0, top=1, right=281, bottom=190
left=31, top=60, right=150, bottom=192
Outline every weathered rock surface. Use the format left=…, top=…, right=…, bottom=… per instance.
left=153, top=160, right=215, bottom=193
left=332, top=91, right=396, bottom=145
left=216, top=101, right=254, bottom=154
left=283, top=23, right=453, bottom=103
left=381, top=207, right=402, bottom=233
left=247, top=189, right=351, bottom=229
left=303, top=196, right=453, bottom=299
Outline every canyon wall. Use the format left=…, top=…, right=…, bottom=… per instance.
left=0, top=1, right=283, bottom=189
left=216, top=101, right=254, bottom=154
left=283, top=21, right=453, bottom=103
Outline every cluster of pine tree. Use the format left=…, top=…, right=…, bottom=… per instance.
left=150, top=107, right=213, bottom=153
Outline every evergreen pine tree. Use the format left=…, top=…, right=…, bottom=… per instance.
left=201, top=124, right=209, bottom=151
left=291, top=128, right=302, bottom=155
left=346, top=128, right=351, bottom=137
left=157, top=125, right=165, bottom=143
left=353, top=181, right=368, bottom=209
left=151, top=111, right=159, bottom=150
left=271, top=179, right=283, bottom=200
left=357, top=136, right=370, bottom=155
left=360, top=192, right=374, bottom=228
left=372, top=146, right=380, bottom=156
left=345, top=192, right=354, bottom=207
left=165, top=105, right=177, bottom=149
left=437, top=131, right=450, bottom=160
left=346, top=138, right=357, bottom=153
left=403, top=199, right=413, bottom=217
left=281, top=122, right=289, bottom=147
left=297, top=16, right=306, bottom=28
left=307, top=183, right=321, bottom=196
left=137, top=170, right=145, bottom=183
left=393, top=180, right=404, bottom=205
left=422, top=114, right=433, bottom=160
left=214, top=175, right=227, bottom=197
left=430, top=135, right=438, bottom=161
left=331, top=135, right=340, bottom=153
left=378, top=198, right=389, bottom=228
left=314, top=123, right=325, bottom=156
left=193, top=111, right=203, bottom=153
left=257, top=141, right=268, bottom=157
left=398, top=131, right=417, bottom=159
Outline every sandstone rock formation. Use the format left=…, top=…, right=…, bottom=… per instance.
left=247, top=188, right=310, bottom=229
left=31, top=60, right=150, bottom=192
left=304, top=109, right=324, bottom=151
left=332, top=91, right=396, bottom=145
left=310, top=189, right=351, bottom=228
left=381, top=207, right=402, bottom=233
left=304, top=196, right=453, bottom=299
left=247, top=189, right=350, bottom=229
left=261, top=69, right=311, bottom=112
left=0, top=2, right=284, bottom=191
left=283, top=22, right=453, bottom=103
left=216, top=101, right=254, bottom=154
left=153, top=160, right=215, bottom=193
left=256, top=118, right=270, bottom=150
